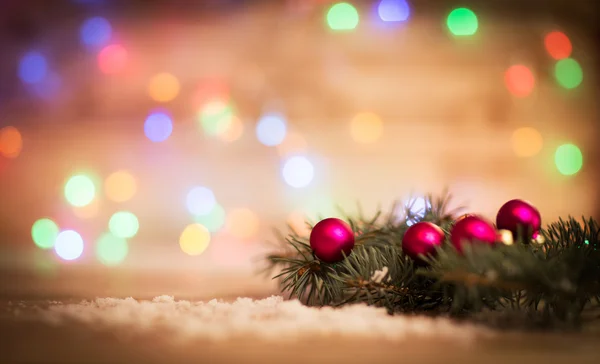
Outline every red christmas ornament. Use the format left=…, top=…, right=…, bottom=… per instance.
left=450, top=215, right=497, bottom=253
left=496, top=199, right=541, bottom=242
left=309, top=218, right=355, bottom=263
left=402, top=222, right=445, bottom=261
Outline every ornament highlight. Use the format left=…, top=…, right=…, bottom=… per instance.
left=496, top=229, right=514, bottom=246
left=402, top=222, right=445, bottom=261
left=309, top=218, right=355, bottom=263
left=450, top=215, right=497, bottom=253
left=496, top=199, right=541, bottom=242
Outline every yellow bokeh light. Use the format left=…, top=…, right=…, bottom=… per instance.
left=350, top=112, right=383, bottom=144
left=179, top=223, right=211, bottom=256
left=226, top=208, right=260, bottom=240
left=148, top=73, right=180, bottom=102
left=511, top=127, right=543, bottom=158
left=218, top=115, right=244, bottom=142
left=73, top=198, right=100, bottom=219
left=276, top=132, right=308, bottom=157
left=105, top=170, right=137, bottom=203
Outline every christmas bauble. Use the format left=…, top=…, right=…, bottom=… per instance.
left=309, top=218, right=355, bottom=263
left=450, top=215, right=497, bottom=253
left=496, top=199, right=541, bottom=242
left=402, top=222, right=445, bottom=261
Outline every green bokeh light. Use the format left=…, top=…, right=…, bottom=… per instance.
left=64, top=174, right=96, bottom=207
left=194, top=204, right=226, bottom=232
left=96, top=232, right=128, bottom=266
left=555, top=143, right=583, bottom=176
left=108, top=211, right=139, bottom=239
left=198, top=100, right=234, bottom=137
left=447, top=8, right=478, bottom=36
left=326, top=2, right=359, bottom=31
left=554, top=58, right=583, bottom=89
left=31, top=218, right=59, bottom=249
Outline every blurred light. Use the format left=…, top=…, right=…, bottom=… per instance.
left=218, top=116, right=244, bottom=142
left=98, top=44, right=127, bottom=74
left=377, top=0, right=410, bottom=22
left=64, top=174, right=96, bottom=207
left=144, top=111, right=173, bottom=142
left=198, top=99, right=234, bottom=137
left=54, top=230, right=84, bottom=261
left=256, top=113, right=287, bottom=147
left=327, top=2, right=359, bottom=31
left=544, top=31, right=572, bottom=60
left=282, top=156, right=314, bottom=188
left=96, top=232, right=128, bottom=266
left=108, top=211, right=139, bottom=239
left=446, top=8, right=478, bottom=36
left=194, top=204, right=226, bottom=232
left=148, top=73, right=180, bottom=102
left=276, top=132, right=308, bottom=157
left=19, top=51, right=47, bottom=84
left=0, top=126, right=23, bottom=159
left=403, top=196, right=431, bottom=226
left=73, top=198, right=100, bottom=219
left=511, top=127, right=543, bottom=158
left=80, top=17, right=112, bottom=47
left=504, top=65, right=535, bottom=98
left=186, top=186, right=217, bottom=216
left=105, top=170, right=137, bottom=202
left=179, top=223, right=211, bottom=256
left=350, top=112, right=383, bottom=143
left=226, top=208, right=260, bottom=240
left=32, top=218, right=59, bottom=249
left=554, top=143, right=583, bottom=176
left=554, top=58, right=583, bottom=89
left=287, top=210, right=311, bottom=236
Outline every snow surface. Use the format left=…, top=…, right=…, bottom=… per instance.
left=39, top=296, right=492, bottom=343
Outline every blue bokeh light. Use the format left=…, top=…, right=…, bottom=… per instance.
left=256, top=113, right=287, bottom=147
left=377, top=0, right=411, bottom=22
left=186, top=186, right=217, bottom=216
left=18, top=51, right=47, bottom=84
left=80, top=17, right=112, bottom=47
left=144, top=112, right=173, bottom=142
left=403, top=196, right=431, bottom=226
left=282, top=156, right=314, bottom=188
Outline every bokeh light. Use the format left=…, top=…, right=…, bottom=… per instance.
left=64, top=174, right=96, bottom=207
left=327, top=2, right=359, bottom=31
left=226, top=208, right=260, bottom=240
left=54, top=230, right=84, bottom=261
left=186, top=186, right=217, bottom=216
left=276, top=132, right=308, bottom=157
left=73, top=198, right=100, bottom=219
left=198, top=99, right=235, bottom=137
left=31, top=218, right=59, bottom=249
left=403, top=196, right=431, bottom=226
left=96, top=232, right=128, bottom=266
left=504, top=65, right=535, bottom=97
left=218, top=116, right=244, bottom=142
left=19, top=51, right=47, bottom=84
left=446, top=8, right=478, bottom=36
left=194, top=204, right=226, bottom=232
left=144, top=111, right=173, bottom=142
left=282, top=156, right=314, bottom=188
left=80, top=17, right=112, bottom=47
left=554, top=58, right=583, bottom=89
left=0, top=126, right=23, bottom=159
left=179, top=223, right=211, bottom=256
left=105, top=170, right=137, bottom=202
left=108, top=211, right=139, bottom=239
left=148, top=73, right=180, bottom=102
left=377, top=0, right=410, bottom=22
left=98, top=44, right=127, bottom=74
left=511, top=127, right=543, bottom=158
left=554, top=143, right=583, bottom=176
left=350, top=112, right=384, bottom=143
left=544, top=31, right=572, bottom=60
left=256, top=113, right=287, bottom=147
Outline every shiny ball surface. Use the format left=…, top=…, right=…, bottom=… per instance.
left=451, top=215, right=497, bottom=253
left=402, top=222, right=445, bottom=261
left=309, top=218, right=355, bottom=263
left=496, top=199, right=541, bottom=242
